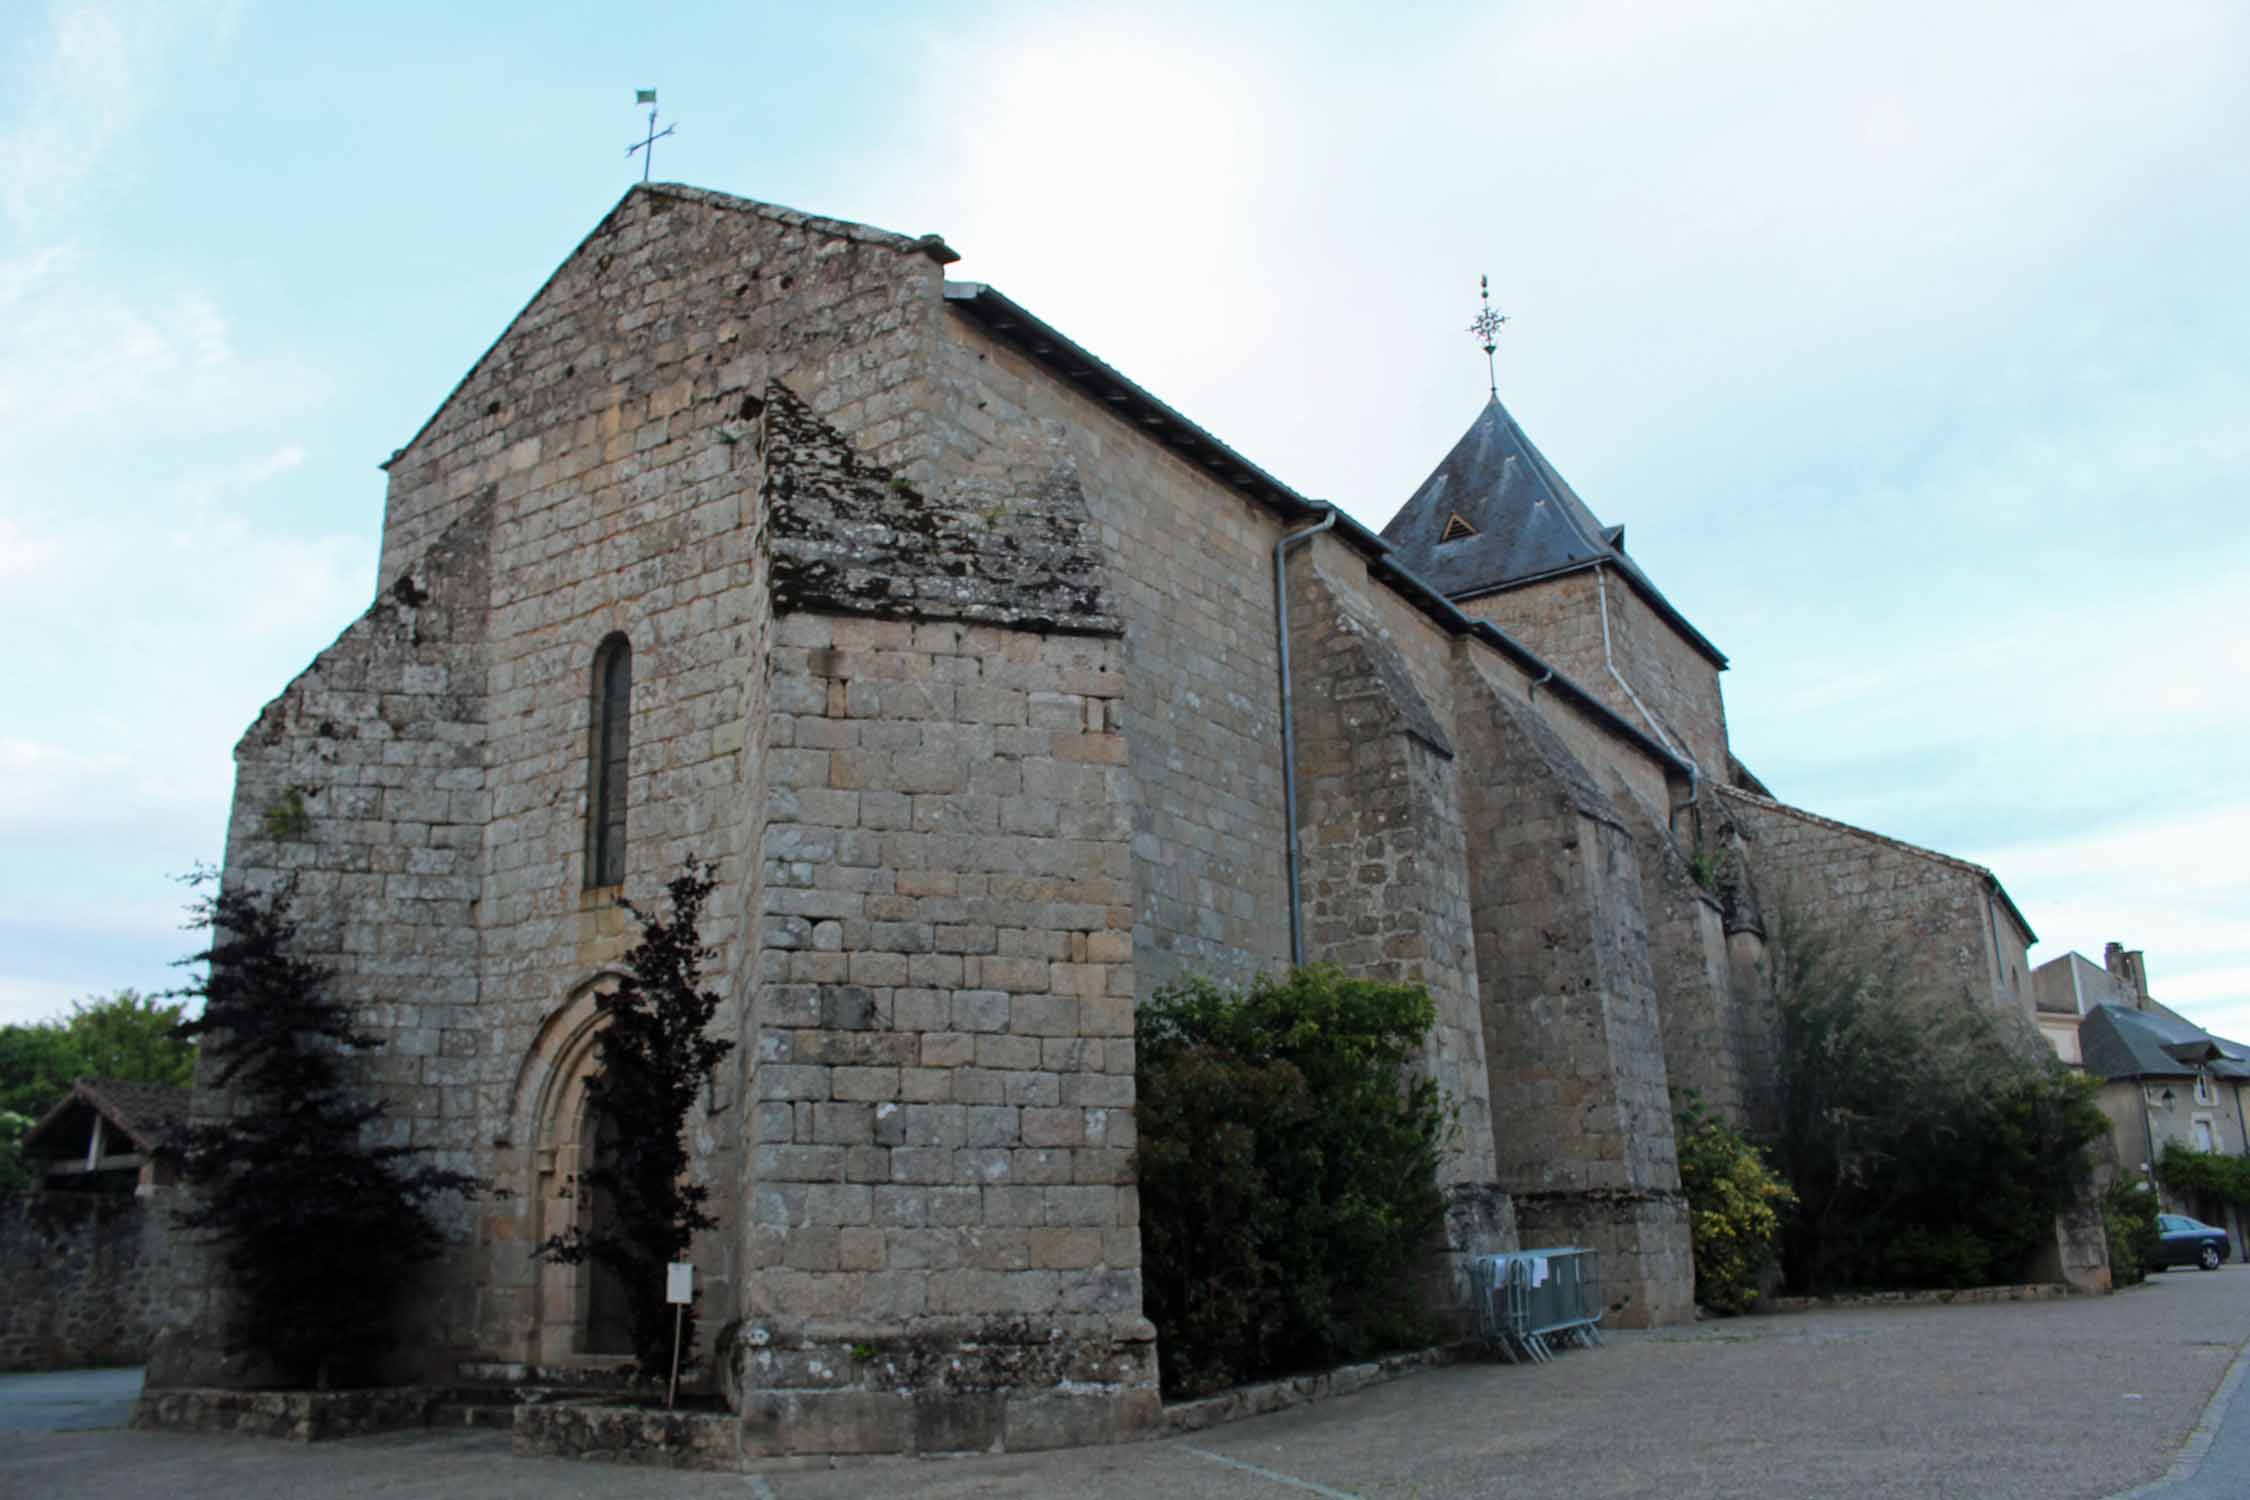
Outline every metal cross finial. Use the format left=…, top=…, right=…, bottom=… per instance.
left=1467, top=274, right=1508, bottom=400
left=628, top=89, right=676, bottom=183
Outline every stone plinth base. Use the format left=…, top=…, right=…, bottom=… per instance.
left=131, top=1385, right=438, bottom=1441
left=736, top=1324, right=1160, bottom=1458
left=513, top=1400, right=741, bottom=1470
left=1513, top=1188, right=1694, bottom=1329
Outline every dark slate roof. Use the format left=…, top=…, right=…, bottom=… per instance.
left=22, top=1078, right=190, bottom=1158
left=2080, top=1004, right=2250, bottom=1083
left=1379, top=398, right=1727, bottom=668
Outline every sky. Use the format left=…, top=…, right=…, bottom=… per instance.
left=1, top=0, right=2244, bottom=1036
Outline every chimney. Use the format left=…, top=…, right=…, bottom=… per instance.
left=2105, top=942, right=2149, bottom=1009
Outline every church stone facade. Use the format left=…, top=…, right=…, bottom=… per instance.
left=161, top=182, right=2090, bottom=1455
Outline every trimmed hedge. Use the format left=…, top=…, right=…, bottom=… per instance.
left=1137, top=966, right=1448, bottom=1398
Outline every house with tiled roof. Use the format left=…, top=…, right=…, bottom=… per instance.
left=20, top=1079, right=188, bottom=1195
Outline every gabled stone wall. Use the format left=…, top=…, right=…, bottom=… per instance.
left=1719, top=786, right=2025, bottom=1018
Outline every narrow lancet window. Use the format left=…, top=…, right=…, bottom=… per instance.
left=588, top=634, right=632, bottom=887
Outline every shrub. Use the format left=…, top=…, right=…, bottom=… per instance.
left=1137, top=966, right=1448, bottom=1398
left=1674, top=1093, right=1793, bottom=1314
left=1770, top=906, right=2106, bottom=1293
left=535, top=861, right=734, bottom=1373
left=167, top=879, right=483, bottom=1387
left=2102, top=1178, right=2162, bottom=1286
left=2156, top=1143, right=2250, bottom=1206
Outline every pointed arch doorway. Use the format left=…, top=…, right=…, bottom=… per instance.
left=515, top=977, right=636, bottom=1364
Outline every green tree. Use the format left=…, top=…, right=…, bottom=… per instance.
left=1136, top=965, right=1449, bottom=1397
left=64, top=991, right=198, bottom=1089
left=167, top=879, right=483, bottom=1387
left=535, top=861, right=735, bottom=1374
left=1770, top=906, right=2106, bottom=1292
left=0, top=990, right=200, bottom=1192
left=0, top=1024, right=80, bottom=1119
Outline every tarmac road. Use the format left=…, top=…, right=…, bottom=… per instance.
left=5, top=1267, right=2247, bottom=1499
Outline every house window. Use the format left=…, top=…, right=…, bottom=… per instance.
left=2194, top=1118, right=2217, bottom=1153
left=2196, top=1071, right=2214, bottom=1106
left=587, top=634, right=632, bottom=887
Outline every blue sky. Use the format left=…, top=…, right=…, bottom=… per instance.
left=3, top=1, right=2245, bottom=1034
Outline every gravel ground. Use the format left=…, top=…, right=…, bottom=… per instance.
left=5, top=1268, right=2245, bottom=1500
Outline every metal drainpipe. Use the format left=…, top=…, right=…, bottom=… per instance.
left=1274, top=506, right=1338, bottom=969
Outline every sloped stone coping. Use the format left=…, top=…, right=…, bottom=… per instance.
left=512, top=1395, right=740, bottom=1470
left=131, top=1385, right=442, bottom=1441
left=1160, top=1344, right=1465, bottom=1435
left=1761, top=1281, right=2069, bottom=1314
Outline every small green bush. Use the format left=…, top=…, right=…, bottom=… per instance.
left=1137, top=966, right=1448, bottom=1398
left=1674, top=1093, right=1793, bottom=1314
left=2102, top=1178, right=2162, bottom=1286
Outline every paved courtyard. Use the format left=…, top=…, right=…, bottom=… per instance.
left=6, top=1269, right=2247, bottom=1499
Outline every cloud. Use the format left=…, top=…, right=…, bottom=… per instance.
left=0, top=1, right=241, bottom=235
left=0, top=977, right=83, bottom=1029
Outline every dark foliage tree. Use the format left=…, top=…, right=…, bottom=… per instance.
left=1770, top=906, right=2106, bottom=1293
left=536, top=861, right=734, bottom=1373
left=1137, top=966, right=1448, bottom=1398
left=166, top=879, right=483, bottom=1388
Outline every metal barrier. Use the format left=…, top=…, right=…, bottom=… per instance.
left=1470, top=1248, right=1604, bottom=1364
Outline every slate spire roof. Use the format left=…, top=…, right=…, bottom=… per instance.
left=1380, top=396, right=1727, bottom=668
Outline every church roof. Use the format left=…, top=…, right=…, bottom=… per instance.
left=1380, top=397, right=1727, bottom=668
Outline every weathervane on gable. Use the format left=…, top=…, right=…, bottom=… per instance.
left=1468, top=274, right=1507, bottom=401
left=628, top=89, right=676, bottom=183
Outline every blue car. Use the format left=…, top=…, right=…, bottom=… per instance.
left=2156, top=1214, right=2232, bottom=1271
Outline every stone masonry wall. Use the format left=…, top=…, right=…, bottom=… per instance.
left=1622, top=804, right=1776, bottom=1135
left=1452, top=654, right=1692, bottom=1328
left=384, top=186, right=950, bottom=1375
left=183, top=501, right=494, bottom=1386
left=378, top=185, right=952, bottom=589
left=932, top=315, right=1291, bottom=995
left=739, top=614, right=1155, bottom=1455
left=0, top=1192, right=186, bottom=1371
left=1286, top=554, right=1514, bottom=1318
left=1460, top=565, right=1729, bottom=781
left=1719, top=786, right=2020, bottom=1017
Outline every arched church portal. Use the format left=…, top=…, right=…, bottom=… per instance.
left=515, top=975, right=635, bottom=1363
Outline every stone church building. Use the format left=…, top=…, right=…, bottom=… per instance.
left=162, top=183, right=2086, bottom=1455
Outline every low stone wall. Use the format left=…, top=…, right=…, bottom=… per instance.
left=513, top=1400, right=742, bottom=1470
left=131, top=1385, right=440, bottom=1441
left=1161, top=1345, right=1463, bottom=1434
left=0, top=1190, right=184, bottom=1371
left=1762, top=1282, right=2070, bottom=1314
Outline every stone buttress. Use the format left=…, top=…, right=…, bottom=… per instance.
left=1452, top=654, right=1694, bottom=1328
left=1282, top=544, right=1516, bottom=1323
left=734, top=384, right=1157, bottom=1455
